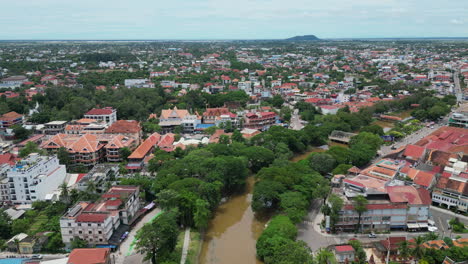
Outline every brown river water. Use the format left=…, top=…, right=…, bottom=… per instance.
left=198, top=147, right=323, bottom=264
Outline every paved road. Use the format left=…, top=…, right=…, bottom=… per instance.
left=113, top=208, right=162, bottom=264
left=453, top=69, right=464, bottom=103
left=430, top=206, right=468, bottom=238
left=290, top=109, right=305, bottom=130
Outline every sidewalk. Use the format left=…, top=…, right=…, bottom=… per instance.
left=180, top=228, right=191, bottom=264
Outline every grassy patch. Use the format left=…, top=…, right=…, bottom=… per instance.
left=186, top=230, right=202, bottom=264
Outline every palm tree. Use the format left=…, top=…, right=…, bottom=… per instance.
left=398, top=240, right=411, bottom=261
left=315, top=248, right=337, bottom=264
left=59, top=182, right=70, bottom=204
left=352, top=195, right=368, bottom=233
left=86, top=181, right=97, bottom=194
left=13, top=238, right=20, bottom=253
left=410, top=236, right=425, bottom=260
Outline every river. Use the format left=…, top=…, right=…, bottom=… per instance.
left=198, top=147, right=325, bottom=264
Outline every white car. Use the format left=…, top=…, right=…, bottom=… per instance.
left=428, top=226, right=438, bottom=232
left=368, top=233, right=377, bottom=238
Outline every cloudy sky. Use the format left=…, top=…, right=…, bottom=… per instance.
left=1, top=0, right=467, bottom=39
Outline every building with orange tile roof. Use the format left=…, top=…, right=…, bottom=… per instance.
left=41, top=133, right=136, bottom=166
left=126, top=133, right=161, bottom=171
left=0, top=111, right=24, bottom=129
left=105, top=120, right=141, bottom=145
left=159, top=107, right=190, bottom=133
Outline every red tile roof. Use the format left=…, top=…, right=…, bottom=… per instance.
left=128, top=133, right=161, bottom=160
left=75, top=213, right=108, bottom=223
left=386, top=186, right=431, bottom=205
left=335, top=245, right=355, bottom=252
left=403, top=144, right=425, bottom=160
left=85, top=107, right=115, bottom=115
left=106, top=120, right=141, bottom=134
left=67, top=248, right=110, bottom=264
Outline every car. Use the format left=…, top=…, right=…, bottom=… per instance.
left=428, top=226, right=438, bottom=232
left=31, top=255, right=43, bottom=259
left=428, top=219, right=435, bottom=226
left=391, top=146, right=397, bottom=150
left=368, top=233, right=377, bottom=238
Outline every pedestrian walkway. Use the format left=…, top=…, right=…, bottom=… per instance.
left=180, top=228, right=191, bottom=264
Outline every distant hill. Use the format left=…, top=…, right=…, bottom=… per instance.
left=285, top=35, right=320, bottom=41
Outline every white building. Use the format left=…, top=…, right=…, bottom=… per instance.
left=0, top=75, right=28, bottom=88
left=181, top=114, right=202, bottom=133
left=84, top=107, right=117, bottom=126
left=7, top=154, right=66, bottom=204
left=124, top=79, right=154, bottom=88
left=60, top=186, right=141, bottom=248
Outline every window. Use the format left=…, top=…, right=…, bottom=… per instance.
left=89, top=231, right=92, bottom=234
left=69, top=231, right=72, bottom=234
left=88, top=223, right=91, bottom=227
left=99, top=239, right=103, bottom=242
left=78, top=223, right=81, bottom=227
left=79, top=231, right=82, bottom=234
left=98, top=231, right=102, bottom=234
left=68, top=223, right=71, bottom=227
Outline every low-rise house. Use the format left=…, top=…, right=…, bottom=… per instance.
left=67, top=248, right=111, bottom=264
left=76, top=164, right=119, bottom=193
left=124, top=79, right=154, bottom=88
left=334, top=245, right=355, bottom=263
left=202, top=108, right=231, bottom=124
left=431, top=158, right=468, bottom=212
left=84, top=107, right=117, bottom=126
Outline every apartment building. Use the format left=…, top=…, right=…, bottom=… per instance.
left=335, top=185, right=431, bottom=232
left=60, top=186, right=140, bottom=248
left=243, top=111, right=278, bottom=131
left=431, top=158, right=468, bottom=212
left=84, top=107, right=117, bottom=126
left=0, top=75, right=28, bottom=88
left=181, top=114, right=201, bottom=133
left=7, top=154, right=66, bottom=204
left=41, top=133, right=135, bottom=167
left=44, top=121, right=67, bottom=135
left=0, top=112, right=24, bottom=130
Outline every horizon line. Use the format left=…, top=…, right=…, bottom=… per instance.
left=0, top=36, right=468, bottom=42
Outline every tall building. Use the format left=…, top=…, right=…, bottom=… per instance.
left=7, top=154, right=66, bottom=204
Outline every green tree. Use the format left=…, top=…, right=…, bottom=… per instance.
left=59, top=182, right=70, bottom=204
left=332, top=164, right=352, bottom=175
left=309, top=153, right=336, bottom=175
left=352, top=195, right=368, bottom=233
left=71, top=237, right=88, bottom=249
left=315, top=248, right=337, bottom=264
left=360, top=124, right=384, bottom=136
left=194, top=199, right=211, bottom=230
left=350, top=132, right=383, bottom=150
left=0, top=210, right=12, bottom=239
left=19, top=142, right=44, bottom=158
left=156, top=190, right=180, bottom=211
left=252, top=180, right=286, bottom=212
left=119, top=147, right=132, bottom=161
left=12, top=125, right=31, bottom=141
left=231, top=130, right=245, bottom=143
left=411, top=236, right=425, bottom=260
left=57, top=147, right=71, bottom=165
left=135, top=210, right=179, bottom=264
left=348, top=239, right=367, bottom=264
left=398, top=240, right=411, bottom=261
left=279, top=192, right=308, bottom=223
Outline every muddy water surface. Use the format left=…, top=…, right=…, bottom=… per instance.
left=198, top=177, right=268, bottom=264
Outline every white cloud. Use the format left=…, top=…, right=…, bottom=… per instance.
left=450, top=18, right=464, bottom=25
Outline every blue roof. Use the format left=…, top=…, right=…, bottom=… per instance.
left=0, top=259, right=29, bottom=264
left=196, top=124, right=215, bottom=129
